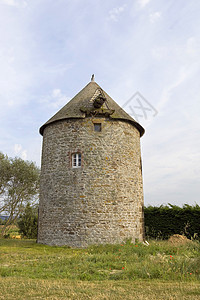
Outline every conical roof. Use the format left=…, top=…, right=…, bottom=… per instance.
left=39, top=81, right=145, bottom=136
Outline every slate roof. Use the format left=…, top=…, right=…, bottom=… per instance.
left=39, top=81, right=145, bottom=136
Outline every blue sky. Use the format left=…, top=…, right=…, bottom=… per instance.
left=0, top=0, right=199, bottom=207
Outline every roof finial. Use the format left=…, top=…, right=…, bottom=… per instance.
left=91, top=74, right=95, bottom=82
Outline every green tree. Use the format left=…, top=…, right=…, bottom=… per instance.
left=18, top=203, right=38, bottom=239
left=0, top=152, right=40, bottom=236
left=0, top=152, right=11, bottom=198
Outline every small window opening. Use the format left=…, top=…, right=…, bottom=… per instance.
left=72, top=153, right=81, bottom=168
left=94, top=123, right=101, bottom=132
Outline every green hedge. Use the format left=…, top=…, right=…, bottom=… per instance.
left=144, top=204, right=200, bottom=240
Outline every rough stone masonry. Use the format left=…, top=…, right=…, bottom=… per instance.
left=37, top=79, right=145, bottom=247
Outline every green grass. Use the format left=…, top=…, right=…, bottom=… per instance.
left=0, top=239, right=200, bottom=299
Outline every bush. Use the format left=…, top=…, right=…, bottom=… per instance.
left=18, top=203, right=38, bottom=239
left=144, top=204, right=200, bottom=240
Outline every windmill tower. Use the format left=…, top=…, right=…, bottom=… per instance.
left=37, top=77, right=145, bottom=247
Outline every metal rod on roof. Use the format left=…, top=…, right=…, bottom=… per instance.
left=91, top=74, right=95, bottom=82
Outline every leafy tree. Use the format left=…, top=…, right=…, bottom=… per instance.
left=0, top=152, right=11, bottom=198
left=18, top=203, right=38, bottom=239
left=0, top=152, right=40, bottom=236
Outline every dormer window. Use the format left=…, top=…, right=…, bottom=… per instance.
left=94, top=123, right=101, bottom=132
left=72, top=153, right=81, bottom=168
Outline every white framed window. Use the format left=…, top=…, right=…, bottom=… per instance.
left=72, top=153, right=81, bottom=168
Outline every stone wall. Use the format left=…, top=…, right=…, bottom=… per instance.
left=37, top=117, right=144, bottom=247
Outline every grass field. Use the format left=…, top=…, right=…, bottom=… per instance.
left=0, top=239, right=199, bottom=299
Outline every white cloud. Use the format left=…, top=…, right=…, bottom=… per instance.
left=41, top=63, right=73, bottom=75
left=186, top=37, right=199, bottom=57
left=39, top=89, right=70, bottom=110
left=51, top=88, right=69, bottom=108
left=21, top=150, right=27, bottom=160
left=0, top=0, right=27, bottom=7
left=149, top=11, right=161, bottom=23
left=143, top=125, right=200, bottom=206
left=52, top=89, right=62, bottom=98
left=0, top=7, right=32, bottom=113
left=108, top=5, right=126, bottom=22
left=0, top=0, right=17, bottom=6
left=14, top=144, right=22, bottom=154
left=151, top=46, right=168, bottom=60
left=14, top=144, right=27, bottom=160
left=138, top=0, right=150, bottom=8
left=157, top=68, right=187, bottom=112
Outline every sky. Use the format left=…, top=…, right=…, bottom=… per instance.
left=0, top=0, right=199, bottom=207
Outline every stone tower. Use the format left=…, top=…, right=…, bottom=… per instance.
left=37, top=78, right=145, bottom=247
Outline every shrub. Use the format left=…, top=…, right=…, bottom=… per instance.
left=18, top=203, right=38, bottom=239
left=144, top=204, right=200, bottom=240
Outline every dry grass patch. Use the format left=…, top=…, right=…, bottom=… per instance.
left=168, top=234, right=192, bottom=245
left=0, top=278, right=200, bottom=300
